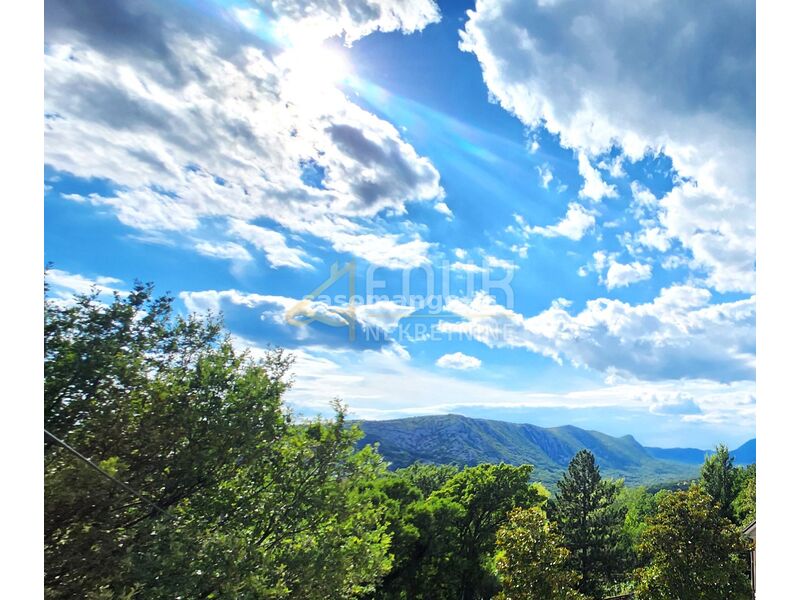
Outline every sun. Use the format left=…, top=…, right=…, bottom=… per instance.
left=280, top=44, right=351, bottom=97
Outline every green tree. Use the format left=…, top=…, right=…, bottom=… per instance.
left=551, top=450, right=626, bottom=598
left=495, top=507, right=586, bottom=600
left=633, top=485, right=752, bottom=600
left=432, top=463, right=547, bottom=600
left=700, top=444, right=739, bottom=521
left=45, top=282, right=392, bottom=599
left=733, top=464, right=756, bottom=525
left=372, top=494, right=465, bottom=600
left=395, top=462, right=459, bottom=497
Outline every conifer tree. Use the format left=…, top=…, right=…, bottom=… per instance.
left=700, top=444, right=739, bottom=521
left=551, top=450, right=626, bottom=598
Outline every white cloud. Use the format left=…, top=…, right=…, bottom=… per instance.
left=537, top=164, right=553, bottom=189
left=453, top=247, right=468, bottom=260
left=228, top=219, right=312, bottom=270
left=44, top=0, right=443, bottom=269
left=194, top=241, right=252, bottom=261
left=433, top=201, right=454, bottom=218
left=180, top=288, right=416, bottom=334
left=530, top=202, right=595, bottom=240
left=485, top=255, right=519, bottom=270
left=605, top=259, right=652, bottom=290
left=435, top=352, right=482, bottom=370
left=459, top=0, right=755, bottom=292
left=46, top=269, right=124, bottom=300
left=355, top=300, right=417, bottom=332
left=577, top=152, right=617, bottom=201
left=636, top=227, right=671, bottom=253
left=268, top=340, right=755, bottom=428
left=257, top=0, right=441, bottom=46
left=437, top=286, right=754, bottom=383
left=451, top=261, right=486, bottom=274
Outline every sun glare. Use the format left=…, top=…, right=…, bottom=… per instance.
left=281, top=45, right=351, bottom=97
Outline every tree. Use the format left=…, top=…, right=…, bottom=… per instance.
left=45, top=282, right=392, bottom=599
left=495, top=507, right=586, bottom=600
left=733, top=464, right=756, bottom=525
left=431, top=463, right=547, bottom=600
left=633, top=485, right=752, bottom=600
left=700, top=444, right=739, bottom=521
left=395, top=462, right=459, bottom=497
left=372, top=494, right=465, bottom=600
left=551, top=450, right=626, bottom=598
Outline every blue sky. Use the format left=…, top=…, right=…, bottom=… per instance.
left=44, top=0, right=755, bottom=448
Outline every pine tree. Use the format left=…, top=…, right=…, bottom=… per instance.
left=700, top=444, right=740, bottom=521
left=551, top=450, right=626, bottom=598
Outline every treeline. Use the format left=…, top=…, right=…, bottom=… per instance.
left=44, top=284, right=754, bottom=599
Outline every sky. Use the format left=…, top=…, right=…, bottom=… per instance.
left=43, top=0, right=755, bottom=448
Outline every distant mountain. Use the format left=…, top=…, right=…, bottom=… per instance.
left=355, top=414, right=707, bottom=489
left=731, top=438, right=756, bottom=465
left=643, top=446, right=711, bottom=464
left=645, top=439, right=755, bottom=466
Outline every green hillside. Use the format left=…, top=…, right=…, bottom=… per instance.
left=356, top=414, right=700, bottom=488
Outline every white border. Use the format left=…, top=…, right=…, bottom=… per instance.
left=0, top=0, right=44, bottom=595
left=757, top=1, right=800, bottom=597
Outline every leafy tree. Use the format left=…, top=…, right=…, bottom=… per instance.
left=372, top=494, right=465, bottom=600
left=495, top=507, right=586, bottom=600
left=395, top=462, right=459, bottom=497
left=551, top=450, right=626, bottom=598
left=45, top=282, right=392, bottom=599
left=615, top=486, right=658, bottom=549
left=432, top=463, right=547, bottom=600
left=733, top=464, right=756, bottom=525
left=700, top=444, right=739, bottom=521
left=633, top=485, right=752, bottom=600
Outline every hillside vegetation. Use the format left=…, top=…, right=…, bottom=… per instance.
left=357, top=414, right=754, bottom=488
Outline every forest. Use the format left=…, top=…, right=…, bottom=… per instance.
left=44, top=283, right=755, bottom=599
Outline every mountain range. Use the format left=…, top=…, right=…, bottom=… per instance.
left=355, top=414, right=755, bottom=489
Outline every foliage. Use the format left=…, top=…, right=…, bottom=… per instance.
left=395, top=462, right=459, bottom=497
left=551, top=450, right=627, bottom=598
left=700, top=444, right=740, bottom=521
left=431, top=463, right=547, bottom=600
left=495, top=507, right=586, bottom=600
left=633, top=485, right=752, bottom=600
left=733, top=464, right=756, bottom=525
left=45, top=283, right=391, bottom=599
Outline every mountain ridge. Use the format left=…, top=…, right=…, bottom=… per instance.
left=355, top=414, right=754, bottom=488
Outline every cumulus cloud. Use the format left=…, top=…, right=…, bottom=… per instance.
left=605, top=259, right=652, bottom=290
left=254, top=0, right=441, bottom=46
left=577, top=152, right=616, bottom=201
left=44, top=0, right=443, bottom=269
left=529, top=202, right=595, bottom=240
left=460, top=0, right=755, bottom=292
left=355, top=300, right=417, bottom=332
left=179, top=288, right=416, bottom=334
left=436, top=352, right=482, bottom=370
left=437, top=285, right=754, bottom=383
